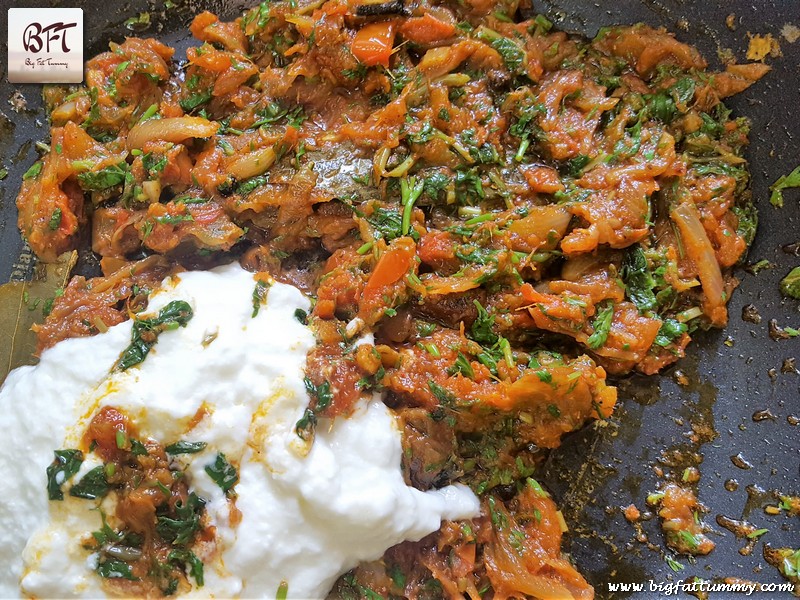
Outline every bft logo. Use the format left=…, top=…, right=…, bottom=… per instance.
left=23, top=21, right=78, bottom=54
left=7, top=8, right=84, bottom=83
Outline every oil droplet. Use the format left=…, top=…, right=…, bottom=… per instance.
left=752, top=409, right=775, bottom=422
left=731, top=453, right=753, bottom=470
left=724, top=479, right=739, bottom=492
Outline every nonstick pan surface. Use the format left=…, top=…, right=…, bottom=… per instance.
left=0, top=1, right=797, bottom=597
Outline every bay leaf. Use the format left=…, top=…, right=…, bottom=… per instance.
left=0, top=251, right=77, bottom=385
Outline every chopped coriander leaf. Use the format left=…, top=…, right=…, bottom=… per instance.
left=747, top=528, right=768, bottom=539
left=304, top=377, right=332, bottom=411
left=168, top=549, right=205, bottom=586
left=115, top=300, right=194, bottom=371
left=69, top=466, right=110, bottom=500
left=205, top=452, right=238, bottom=494
left=622, top=246, right=657, bottom=312
left=23, top=161, right=43, bottom=180
left=130, top=439, right=149, bottom=456
left=476, top=27, right=526, bottom=74
left=48, top=208, right=62, bottom=231
left=156, top=492, right=205, bottom=544
left=780, top=267, right=800, bottom=299
left=586, top=302, right=614, bottom=350
left=665, top=555, right=684, bottom=572
left=180, top=90, right=212, bottom=112
left=46, top=449, right=84, bottom=501
left=654, top=319, right=688, bottom=347
left=77, top=162, right=128, bottom=191
left=770, top=164, right=800, bottom=208
left=97, top=558, right=138, bottom=580
left=165, top=440, right=207, bottom=455
left=367, top=207, right=403, bottom=241
left=252, top=279, right=271, bottom=317
left=470, top=300, right=498, bottom=346
left=449, top=352, right=475, bottom=378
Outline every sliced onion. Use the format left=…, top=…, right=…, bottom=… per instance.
left=126, top=116, right=219, bottom=150
left=670, top=202, right=724, bottom=315
left=226, top=146, right=276, bottom=180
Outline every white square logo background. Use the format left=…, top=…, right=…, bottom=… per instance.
left=7, top=8, right=83, bottom=83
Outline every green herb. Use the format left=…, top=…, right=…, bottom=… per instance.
left=48, top=208, right=62, bottom=231
left=276, top=581, right=289, bottom=600
left=780, top=267, right=800, bottom=299
left=154, top=213, right=194, bottom=226
left=527, top=478, right=548, bottom=497
left=470, top=300, right=498, bottom=346
left=675, top=529, right=700, bottom=550
left=180, top=90, right=212, bottom=112
left=367, top=207, right=403, bottom=241
left=780, top=549, right=800, bottom=578
left=732, top=203, right=758, bottom=247
left=69, top=466, right=110, bottom=500
left=252, top=280, right=271, bottom=317
left=139, top=103, right=159, bottom=122
left=235, top=175, right=269, bottom=196
left=665, top=555, right=684, bottom=572
left=508, top=102, right=544, bottom=161
left=428, top=381, right=459, bottom=409
left=564, top=154, right=590, bottom=178
left=91, top=512, right=122, bottom=545
left=77, top=162, right=128, bottom=191
left=165, top=440, right=207, bottom=455
left=250, top=101, right=306, bottom=130
left=156, top=492, right=206, bottom=545
left=114, top=300, right=194, bottom=371
left=586, top=302, right=614, bottom=350
left=400, top=176, right=424, bottom=236
left=167, top=549, right=204, bottom=586
left=420, top=172, right=451, bottom=201
left=124, top=11, right=151, bottom=31
left=130, top=439, right=148, bottom=456
left=46, top=449, right=83, bottom=501
left=142, top=153, right=168, bottom=177
left=654, top=319, right=688, bottom=347
left=455, top=167, right=484, bottom=200
left=304, top=377, right=332, bottom=412
left=407, top=120, right=434, bottom=144
left=0, top=167, right=8, bottom=180
left=205, top=453, right=238, bottom=494
left=97, top=558, right=138, bottom=580
left=449, top=352, right=475, bottom=379
left=295, top=407, right=317, bottom=441
left=343, top=63, right=368, bottom=80
left=293, top=308, right=308, bottom=324
left=23, top=161, right=43, bottom=180
left=621, top=246, right=657, bottom=312
left=476, top=27, right=526, bottom=74
left=747, top=528, right=768, bottom=539
left=769, top=165, right=800, bottom=208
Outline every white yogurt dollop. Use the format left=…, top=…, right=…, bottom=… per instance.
left=0, top=263, right=479, bottom=599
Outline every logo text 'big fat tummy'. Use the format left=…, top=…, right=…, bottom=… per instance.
left=7, top=8, right=83, bottom=83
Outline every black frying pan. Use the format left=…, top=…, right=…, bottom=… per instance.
left=0, top=1, right=797, bottom=597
